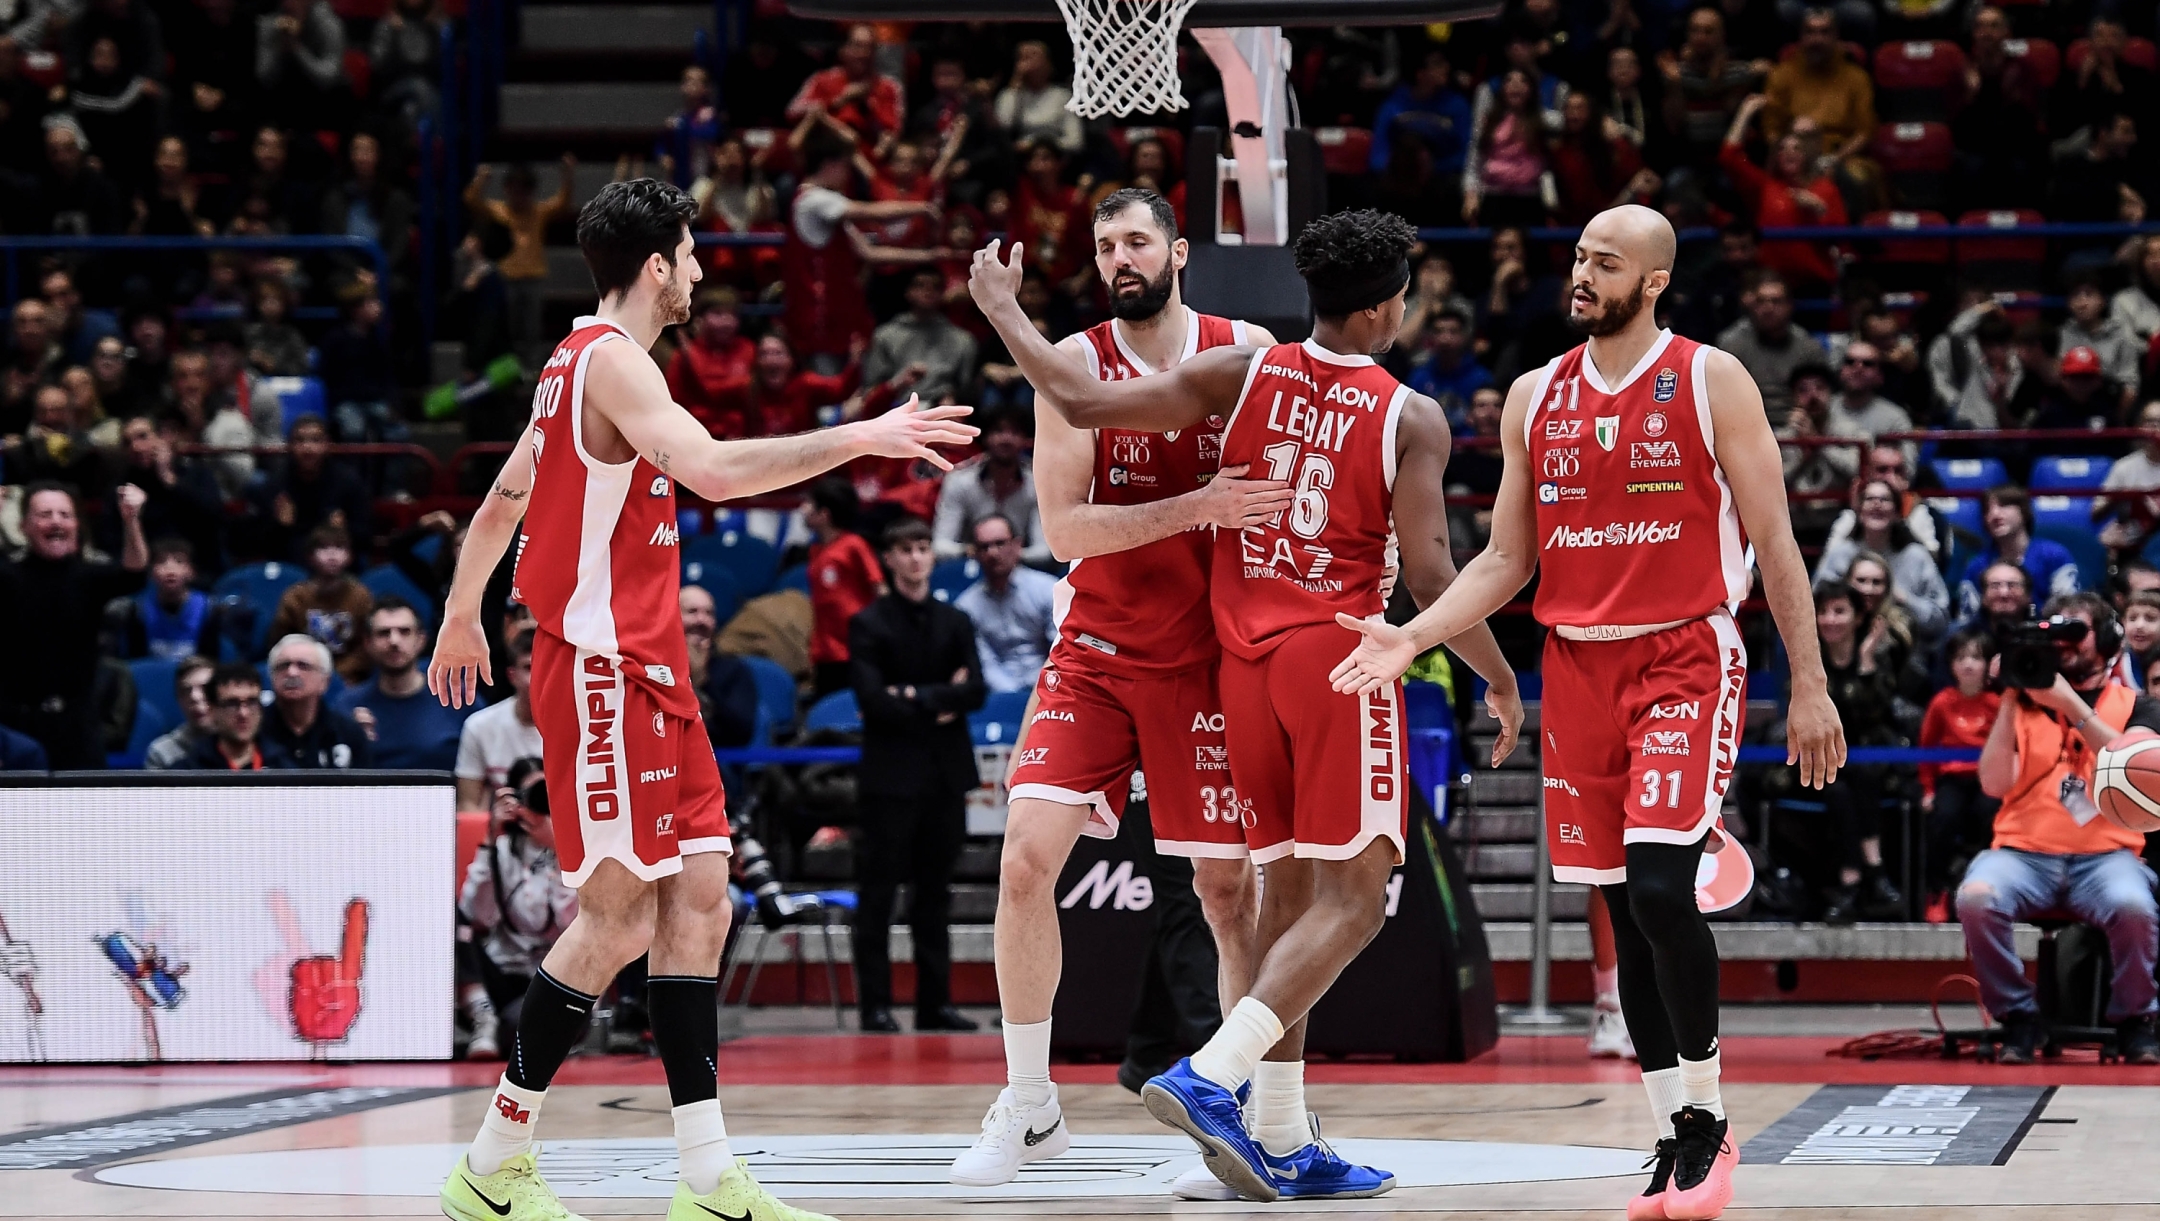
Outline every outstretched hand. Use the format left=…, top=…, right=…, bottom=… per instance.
left=854, top=394, right=978, bottom=471
left=968, top=239, right=1027, bottom=318
left=1328, top=613, right=1421, bottom=696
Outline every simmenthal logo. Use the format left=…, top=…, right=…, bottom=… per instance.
left=1627, top=481, right=1685, bottom=494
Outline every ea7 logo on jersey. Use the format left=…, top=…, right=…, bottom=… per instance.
left=1649, top=701, right=1699, bottom=720
left=1631, top=441, right=1682, bottom=469
left=1323, top=381, right=1380, bottom=411
left=1642, top=730, right=1691, bottom=756
left=649, top=521, right=679, bottom=547
left=1013, top=747, right=1050, bottom=769
left=1545, top=418, right=1582, bottom=440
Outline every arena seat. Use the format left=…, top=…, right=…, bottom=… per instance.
left=212, top=561, right=306, bottom=655
left=1930, top=457, right=2006, bottom=489
left=258, top=376, right=327, bottom=433
left=1312, top=126, right=1375, bottom=176
left=1870, top=122, right=1953, bottom=211
left=2030, top=455, right=2112, bottom=491
left=2000, top=37, right=2061, bottom=90
left=1928, top=494, right=1985, bottom=543
left=741, top=655, right=799, bottom=742
left=1956, top=209, right=2048, bottom=291
left=773, top=563, right=811, bottom=594
left=129, top=657, right=183, bottom=734
left=1859, top=210, right=1949, bottom=289
left=360, top=565, right=435, bottom=624
left=2066, top=36, right=2158, bottom=74
left=109, top=696, right=168, bottom=769
left=2030, top=495, right=2096, bottom=533
left=802, top=689, right=860, bottom=734
left=681, top=530, right=779, bottom=599
left=680, top=561, right=744, bottom=625
left=930, top=557, right=980, bottom=603
left=1873, top=41, right=1966, bottom=121
left=969, top=689, right=1030, bottom=746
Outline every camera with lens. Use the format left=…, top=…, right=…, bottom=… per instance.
left=733, top=833, right=824, bottom=927
left=1996, top=617, right=2089, bottom=689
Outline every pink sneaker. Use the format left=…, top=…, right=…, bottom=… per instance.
left=1660, top=1106, right=1736, bottom=1220
left=1625, top=1138, right=1676, bottom=1221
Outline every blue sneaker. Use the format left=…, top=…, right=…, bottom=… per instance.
left=1262, top=1116, right=1396, bottom=1199
left=1139, top=1059, right=1277, bottom=1202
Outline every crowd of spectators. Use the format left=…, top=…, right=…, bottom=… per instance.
left=3, top=0, right=2160, bottom=972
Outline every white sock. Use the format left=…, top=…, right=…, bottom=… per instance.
left=1593, top=966, right=1620, bottom=1007
left=1188, top=997, right=1284, bottom=1091
left=1003, top=1017, right=1054, bottom=1108
left=1678, top=1046, right=1724, bottom=1120
left=1252, top=1060, right=1313, bottom=1156
left=673, top=1099, right=733, bottom=1195
left=1641, top=1067, right=1684, bottom=1140
left=468, top=1076, right=545, bottom=1176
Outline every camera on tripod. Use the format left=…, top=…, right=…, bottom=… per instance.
left=1996, top=617, right=2089, bottom=689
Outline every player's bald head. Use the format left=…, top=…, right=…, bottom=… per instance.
left=1582, top=204, right=1676, bottom=275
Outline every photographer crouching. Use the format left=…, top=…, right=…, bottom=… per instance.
left=1967, top=593, right=2160, bottom=1064
left=458, top=758, right=577, bottom=1058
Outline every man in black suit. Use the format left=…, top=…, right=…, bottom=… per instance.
left=849, top=516, right=987, bottom=1033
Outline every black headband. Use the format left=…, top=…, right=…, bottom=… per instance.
left=1307, top=257, right=1412, bottom=317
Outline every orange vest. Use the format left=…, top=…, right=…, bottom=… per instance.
left=1996, top=682, right=2146, bottom=855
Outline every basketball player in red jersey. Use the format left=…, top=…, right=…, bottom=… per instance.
left=1331, top=205, right=1847, bottom=1221
left=950, top=188, right=1291, bottom=1191
left=427, top=179, right=975, bottom=1221
left=971, top=209, right=1524, bottom=1202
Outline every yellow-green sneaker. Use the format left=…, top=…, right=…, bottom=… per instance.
left=665, top=1158, right=837, bottom=1221
left=440, top=1147, right=589, bottom=1221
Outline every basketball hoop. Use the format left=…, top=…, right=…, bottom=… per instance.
left=1054, top=0, right=1200, bottom=118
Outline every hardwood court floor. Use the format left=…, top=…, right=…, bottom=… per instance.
left=4, top=1023, right=2158, bottom=1220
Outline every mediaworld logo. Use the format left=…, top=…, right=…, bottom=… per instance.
left=1546, top=521, right=1685, bottom=548
left=1058, top=860, right=1153, bottom=911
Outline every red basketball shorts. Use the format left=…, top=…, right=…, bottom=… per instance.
left=1220, top=624, right=1407, bottom=866
left=530, top=633, right=730, bottom=888
left=1007, top=656, right=1247, bottom=858
left=1539, top=612, right=1747, bottom=885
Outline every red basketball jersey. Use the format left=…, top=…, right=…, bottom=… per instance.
left=1525, top=330, right=1750, bottom=629
left=1051, top=309, right=1250, bottom=676
left=512, top=317, right=698, bottom=716
left=1213, top=340, right=1409, bottom=659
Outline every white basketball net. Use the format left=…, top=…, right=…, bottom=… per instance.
left=1055, top=0, right=1201, bottom=118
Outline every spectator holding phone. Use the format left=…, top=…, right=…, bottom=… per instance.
left=457, top=757, right=576, bottom=1059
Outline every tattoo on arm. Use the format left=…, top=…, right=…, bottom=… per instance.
left=651, top=450, right=672, bottom=475
left=491, top=483, right=528, bottom=502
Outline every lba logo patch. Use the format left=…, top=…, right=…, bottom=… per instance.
left=1653, top=368, right=1677, bottom=402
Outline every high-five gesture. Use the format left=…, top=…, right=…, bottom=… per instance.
left=849, top=394, right=979, bottom=470
left=969, top=239, right=1027, bottom=318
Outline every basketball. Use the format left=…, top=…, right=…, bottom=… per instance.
left=2093, top=728, right=2160, bottom=833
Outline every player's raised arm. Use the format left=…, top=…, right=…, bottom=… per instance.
left=969, top=239, right=1248, bottom=431
left=1385, top=392, right=1523, bottom=765
left=585, top=339, right=977, bottom=502
left=1704, top=347, right=1846, bottom=788
left=1033, top=334, right=1292, bottom=561
left=429, top=420, right=538, bottom=708
left=1330, top=369, right=1544, bottom=695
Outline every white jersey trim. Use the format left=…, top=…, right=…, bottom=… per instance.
left=560, top=321, right=638, bottom=657
left=1221, top=345, right=1272, bottom=441
left=1230, top=319, right=1251, bottom=346
left=1380, top=383, right=1411, bottom=492
left=1693, top=344, right=1750, bottom=608
left=1301, top=337, right=1375, bottom=367
left=1580, top=328, right=1674, bottom=396
left=1520, top=355, right=1565, bottom=451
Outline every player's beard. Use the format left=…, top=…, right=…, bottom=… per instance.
left=1567, top=277, right=1647, bottom=338
left=1108, top=262, right=1175, bottom=321
left=653, top=265, right=693, bottom=330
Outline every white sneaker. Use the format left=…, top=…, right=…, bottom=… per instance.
left=466, top=1008, right=501, bottom=1060
left=1588, top=1000, right=1635, bottom=1060
left=1170, top=1163, right=1238, bottom=1200
left=948, top=1086, right=1069, bottom=1186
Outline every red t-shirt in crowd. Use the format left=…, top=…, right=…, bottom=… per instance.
left=1010, top=178, right=1090, bottom=283
left=1717, top=143, right=1846, bottom=288
left=718, top=368, right=859, bottom=438
left=666, top=335, right=757, bottom=438
left=867, top=171, right=939, bottom=248
left=808, top=531, right=884, bottom=664
left=1918, top=686, right=2000, bottom=798
left=784, top=67, right=903, bottom=150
